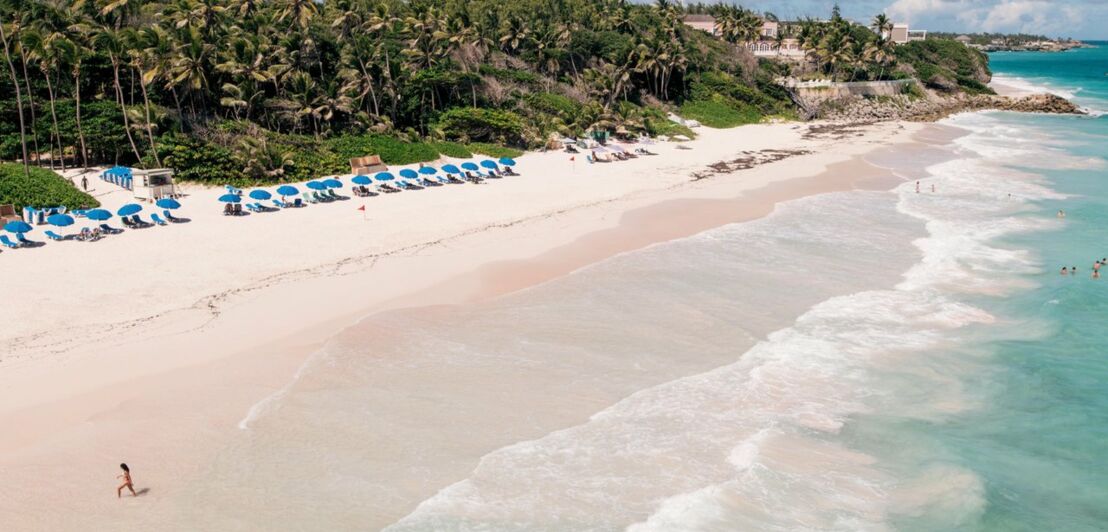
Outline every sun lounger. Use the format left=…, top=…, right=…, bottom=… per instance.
left=164, top=210, right=182, bottom=222
left=245, top=203, right=260, bottom=212
left=16, top=233, right=35, bottom=246
left=273, top=199, right=288, bottom=208
left=151, top=213, right=168, bottom=225
left=233, top=203, right=244, bottom=215
left=45, top=230, right=65, bottom=241
left=133, top=214, right=150, bottom=226
left=0, top=235, right=18, bottom=248
left=293, top=198, right=303, bottom=208
left=100, top=223, right=122, bottom=234
left=313, top=191, right=330, bottom=202
left=122, top=216, right=136, bottom=226
left=326, top=189, right=342, bottom=199
left=223, top=203, right=234, bottom=216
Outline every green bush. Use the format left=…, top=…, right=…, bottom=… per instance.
left=326, top=134, right=440, bottom=165
left=680, top=95, right=762, bottom=128
left=153, top=134, right=241, bottom=185
left=0, top=163, right=100, bottom=211
left=436, top=107, right=524, bottom=145
left=467, top=143, right=523, bottom=159
left=428, top=141, right=472, bottom=158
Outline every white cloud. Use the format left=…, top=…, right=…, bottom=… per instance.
left=884, top=0, right=1089, bottom=36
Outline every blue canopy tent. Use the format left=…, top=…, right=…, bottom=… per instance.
left=351, top=175, right=372, bottom=185
left=276, top=185, right=299, bottom=197
left=47, top=214, right=75, bottom=227
left=217, top=193, right=241, bottom=203
left=117, top=203, right=143, bottom=216
left=499, top=157, right=517, bottom=166
left=156, top=198, right=182, bottom=210
left=441, top=164, right=461, bottom=174
left=249, top=190, right=272, bottom=200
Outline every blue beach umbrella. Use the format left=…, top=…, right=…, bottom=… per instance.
left=419, top=166, right=438, bottom=175
left=217, top=193, right=241, bottom=203
left=156, top=198, right=181, bottom=210
left=323, top=178, right=343, bottom=189
left=86, top=209, right=112, bottom=221
left=374, top=172, right=395, bottom=182
left=351, top=175, right=372, bottom=185
left=480, top=160, right=498, bottom=169
left=4, top=220, right=33, bottom=233
left=398, top=169, right=419, bottom=179
left=499, top=157, right=516, bottom=166
left=461, top=162, right=479, bottom=171
left=441, top=164, right=461, bottom=174
left=117, top=203, right=143, bottom=216
left=276, top=185, right=299, bottom=196
left=47, top=214, right=75, bottom=227
left=305, top=180, right=327, bottom=190
left=249, top=189, right=272, bottom=200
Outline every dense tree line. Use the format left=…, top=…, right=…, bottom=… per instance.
left=0, top=0, right=921, bottom=182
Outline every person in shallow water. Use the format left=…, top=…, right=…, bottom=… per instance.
left=117, top=463, right=136, bottom=498
left=1061, top=267, right=1069, bottom=275
left=1058, top=209, right=1066, bottom=218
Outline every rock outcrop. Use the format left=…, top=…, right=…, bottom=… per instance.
left=818, top=92, right=1084, bottom=123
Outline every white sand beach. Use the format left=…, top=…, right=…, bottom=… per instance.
left=0, top=120, right=925, bottom=529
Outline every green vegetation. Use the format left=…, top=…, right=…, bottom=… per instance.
left=467, top=143, right=523, bottom=159
left=895, top=40, right=995, bottom=95
left=0, top=0, right=997, bottom=187
left=0, top=163, right=98, bottom=211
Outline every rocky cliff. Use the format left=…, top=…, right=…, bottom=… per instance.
left=818, top=92, right=1084, bottom=123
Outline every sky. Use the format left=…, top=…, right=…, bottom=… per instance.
left=677, top=1, right=1108, bottom=39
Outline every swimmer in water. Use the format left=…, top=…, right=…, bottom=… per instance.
left=1058, top=209, right=1066, bottom=218
left=1061, top=267, right=1069, bottom=275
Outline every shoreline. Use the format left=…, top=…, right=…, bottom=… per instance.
left=0, top=119, right=926, bottom=529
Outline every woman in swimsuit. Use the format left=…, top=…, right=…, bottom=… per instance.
left=117, top=463, right=136, bottom=498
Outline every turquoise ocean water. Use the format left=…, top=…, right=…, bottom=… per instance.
left=163, top=46, right=1108, bottom=531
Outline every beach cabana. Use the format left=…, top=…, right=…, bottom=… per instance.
left=130, top=168, right=177, bottom=200
left=101, top=166, right=133, bottom=189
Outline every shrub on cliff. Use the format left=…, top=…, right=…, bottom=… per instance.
left=896, top=40, right=995, bottom=95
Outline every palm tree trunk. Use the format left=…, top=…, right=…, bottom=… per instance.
left=18, top=44, right=41, bottom=167
left=0, top=17, right=30, bottom=176
left=43, top=66, right=65, bottom=171
left=74, top=65, right=89, bottom=168
left=135, top=67, right=161, bottom=166
left=109, top=56, right=143, bottom=163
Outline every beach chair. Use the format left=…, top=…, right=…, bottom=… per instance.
left=293, top=198, right=303, bottom=208
left=122, top=216, right=135, bottom=227
left=326, top=189, right=342, bottom=199
left=45, top=230, right=65, bottom=241
left=164, top=210, right=182, bottom=222
left=132, top=214, right=149, bottom=226
left=16, top=233, right=35, bottom=246
left=223, top=203, right=234, bottom=216
left=151, top=213, right=168, bottom=225
left=0, top=235, right=18, bottom=249
left=273, top=198, right=288, bottom=208
left=233, top=203, right=244, bottom=215
left=100, top=223, right=122, bottom=234
left=245, top=203, right=259, bottom=212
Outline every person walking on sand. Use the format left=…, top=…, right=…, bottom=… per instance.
left=916, top=181, right=920, bottom=193
left=117, top=463, right=136, bottom=498
left=81, top=175, right=88, bottom=191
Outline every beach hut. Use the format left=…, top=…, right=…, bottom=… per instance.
left=130, top=168, right=177, bottom=201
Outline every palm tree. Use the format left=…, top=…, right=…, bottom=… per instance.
left=93, top=26, right=144, bottom=163
left=0, top=14, right=29, bottom=175
left=25, top=25, right=66, bottom=169
left=872, top=13, right=892, bottom=40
